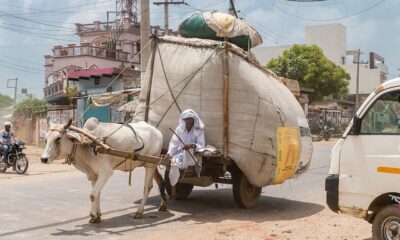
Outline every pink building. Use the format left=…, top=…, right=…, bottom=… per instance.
left=43, top=17, right=142, bottom=104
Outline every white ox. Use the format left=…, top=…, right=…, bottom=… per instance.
left=40, top=118, right=167, bottom=223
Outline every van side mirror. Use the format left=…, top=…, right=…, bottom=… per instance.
left=350, top=116, right=362, bottom=135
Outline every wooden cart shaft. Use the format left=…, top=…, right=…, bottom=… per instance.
left=68, top=125, right=170, bottom=166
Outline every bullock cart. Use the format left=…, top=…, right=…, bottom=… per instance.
left=65, top=124, right=256, bottom=208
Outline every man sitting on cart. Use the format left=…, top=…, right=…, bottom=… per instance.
left=163, top=109, right=205, bottom=200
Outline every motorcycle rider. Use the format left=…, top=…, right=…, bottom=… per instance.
left=0, top=122, right=16, bottom=163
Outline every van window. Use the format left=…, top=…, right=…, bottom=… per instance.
left=361, top=91, right=400, bottom=134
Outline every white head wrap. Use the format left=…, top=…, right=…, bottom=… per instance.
left=178, top=109, right=204, bottom=136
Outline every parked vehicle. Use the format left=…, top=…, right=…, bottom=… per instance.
left=0, top=141, right=29, bottom=174
left=326, top=78, right=400, bottom=239
left=318, top=123, right=335, bottom=141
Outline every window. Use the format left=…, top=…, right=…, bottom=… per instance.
left=361, top=91, right=400, bottom=134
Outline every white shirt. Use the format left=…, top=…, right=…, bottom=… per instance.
left=167, top=126, right=205, bottom=156
left=0, top=130, right=15, bottom=144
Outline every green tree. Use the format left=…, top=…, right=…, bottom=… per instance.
left=267, top=44, right=350, bottom=102
left=0, top=94, right=14, bottom=108
left=14, top=97, right=48, bottom=117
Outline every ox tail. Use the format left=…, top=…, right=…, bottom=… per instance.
left=154, top=168, right=167, bottom=203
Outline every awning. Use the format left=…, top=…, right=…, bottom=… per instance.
left=87, top=89, right=140, bottom=107
left=68, top=68, right=114, bottom=80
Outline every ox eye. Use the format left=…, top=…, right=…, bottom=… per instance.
left=55, top=137, right=62, bottom=143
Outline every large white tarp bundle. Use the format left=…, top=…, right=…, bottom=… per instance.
left=135, top=36, right=312, bottom=187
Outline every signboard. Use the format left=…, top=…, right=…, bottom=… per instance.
left=48, top=110, right=74, bottom=124
left=272, top=127, right=301, bottom=184
left=48, top=110, right=61, bottom=124
left=39, top=119, right=47, bottom=138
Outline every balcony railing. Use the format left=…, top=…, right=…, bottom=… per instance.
left=77, top=21, right=113, bottom=33
left=44, top=81, right=64, bottom=98
left=76, top=18, right=140, bottom=34
left=53, top=45, right=129, bottom=62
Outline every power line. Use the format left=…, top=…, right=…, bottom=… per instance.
left=271, top=0, right=387, bottom=22
left=279, top=0, right=347, bottom=7
left=0, top=59, right=42, bottom=72
left=241, top=12, right=294, bottom=45
left=0, top=63, right=43, bottom=75
left=0, top=24, right=76, bottom=36
left=3, top=22, right=75, bottom=33
left=0, top=0, right=113, bottom=16
left=0, top=25, right=78, bottom=42
left=260, top=0, right=348, bottom=51
left=0, top=10, right=76, bottom=30
left=0, top=54, right=43, bottom=66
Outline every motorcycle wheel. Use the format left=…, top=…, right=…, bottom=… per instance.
left=324, top=133, right=331, bottom=141
left=15, top=155, right=28, bottom=174
left=0, top=161, right=6, bottom=173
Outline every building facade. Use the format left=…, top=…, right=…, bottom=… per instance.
left=43, top=17, right=142, bottom=105
left=67, top=67, right=140, bottom=127
left=253, top=23, right=389, bottom=97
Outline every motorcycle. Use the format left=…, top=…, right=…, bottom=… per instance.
left=318, top=124, right=335, bottom=141
left=0, top=141, right=29, bottom=174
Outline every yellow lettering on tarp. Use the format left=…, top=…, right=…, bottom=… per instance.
left=272, top=127, right=301, bottom=184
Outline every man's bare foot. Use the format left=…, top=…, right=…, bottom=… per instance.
left=170, top=186, right=177, bottom=200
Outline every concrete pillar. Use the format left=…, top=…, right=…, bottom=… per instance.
left=94, top=21, right=101, bottom=31
left=75, top=23, right=82, bottom=33
left=123, top=17, right=131, bottom=30
left=53, top=45, right=62, bottom=57
left=81, top=42, right=90, bottom=55
left=115, top=19, right=121, bottom=28
left=67, top=44, right=76, bottom=56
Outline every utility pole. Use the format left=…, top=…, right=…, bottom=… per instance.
left=355, top=49, right=361, bottom=109
left=153, top=0, right=187, bottom=36
left=7, top=78, right=18, bottom=105
left=140, top=0, right=151, bottom=82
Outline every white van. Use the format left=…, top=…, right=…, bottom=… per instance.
left=326, top=78, right=400, bottom=239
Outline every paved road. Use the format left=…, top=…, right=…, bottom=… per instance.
left=0, top=141, right=371, bottom=240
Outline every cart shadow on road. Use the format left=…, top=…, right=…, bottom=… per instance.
left=48, top=188, right=324, bottom=237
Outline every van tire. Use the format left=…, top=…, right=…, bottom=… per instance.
left=372, top=205, right=400, bottom=240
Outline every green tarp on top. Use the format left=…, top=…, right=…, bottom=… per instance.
left=178, top=12, right=263, bottom=51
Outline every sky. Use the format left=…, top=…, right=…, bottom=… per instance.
left=0, top=0, right=398, bottom=99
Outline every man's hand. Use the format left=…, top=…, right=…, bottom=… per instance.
left=161, top=154, right=171, bottom=160
left=183, top=144, right=195, bottom=150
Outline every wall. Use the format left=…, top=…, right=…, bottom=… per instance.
left=51, top=56, right=126, bottom=72
left=305, top=23, right=347, bottom=66
left=75, top=76, right=124, bottom=127
left=343, top=64, right=382, bottom=94
left=252, top=45, right=292, bottom=65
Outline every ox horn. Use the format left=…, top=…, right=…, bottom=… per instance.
left=63, top=118, right=73, bottom=130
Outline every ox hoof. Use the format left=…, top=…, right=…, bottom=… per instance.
left=158, top=205, right=167, bottom=212
left=133, top=212, right=142, bottom=219
left=89, top=216, right=101, bottom=224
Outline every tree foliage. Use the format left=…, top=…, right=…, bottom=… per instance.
left=266, top=44, right=350, bottom=102
left=14, top=97, right=48, bottom=117
left=0, top=94, right=14, bottom=108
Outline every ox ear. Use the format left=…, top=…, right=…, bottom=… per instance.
left=63, top=119, right=72, bottom=130
left=65, top=131, right=83, bottom=143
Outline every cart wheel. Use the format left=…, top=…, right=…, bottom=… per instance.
left=231, top=165, right=261, bottom=209
left=164, top=169, right=194, bottom=200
